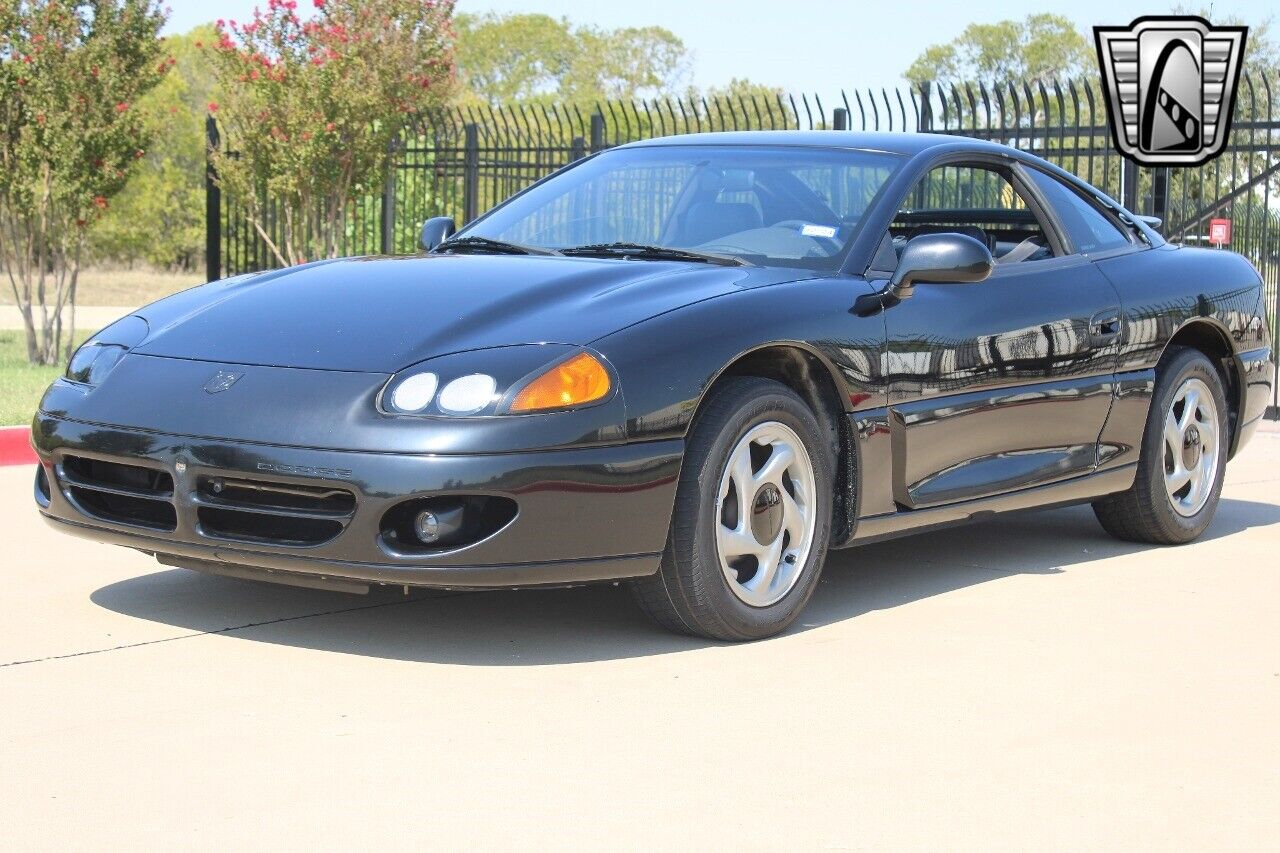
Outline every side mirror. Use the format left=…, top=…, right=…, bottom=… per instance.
left=888, top=232, right=993, bottom=300
left=420, top=216, right=457, bottom=251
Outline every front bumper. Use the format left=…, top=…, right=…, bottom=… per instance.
left=33, top=416, right=681, bottom=590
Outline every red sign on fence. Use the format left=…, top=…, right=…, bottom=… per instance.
left=1209, top=218, right=1232, bottom=246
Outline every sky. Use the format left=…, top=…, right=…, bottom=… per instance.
left=162, top=0, right=1277, bottom=95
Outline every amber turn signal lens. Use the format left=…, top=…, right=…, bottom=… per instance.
left=510, top=352, right=611, bottom=413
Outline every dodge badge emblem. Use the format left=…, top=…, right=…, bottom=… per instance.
left=204, top=370, right=244, bottom=394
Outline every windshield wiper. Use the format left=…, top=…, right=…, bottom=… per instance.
left=435, top=236, right=561, bottom=256
left=560, top=242, right=748, bottom=267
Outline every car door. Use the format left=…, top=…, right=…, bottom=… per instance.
left=880, top=158, right=1124, bottom=509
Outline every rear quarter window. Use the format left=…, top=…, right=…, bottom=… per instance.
left=1025, top=169, right=1132, bottom=254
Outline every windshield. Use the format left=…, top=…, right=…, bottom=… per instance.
left=457, top=145, right=904, bottom=271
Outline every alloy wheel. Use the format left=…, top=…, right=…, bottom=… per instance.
left=1163, top=376, right=1220, bottom=517
left=715, top=421, right=817, bottom=607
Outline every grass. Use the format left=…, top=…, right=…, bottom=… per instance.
left=0, top=330, right=91, bottom=426
left=1, top=266, right=203, bottom=307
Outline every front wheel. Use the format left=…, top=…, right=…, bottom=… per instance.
left=1092, top=347, right=1229, bottom=544
left=630, top=377, right=833, bottom=641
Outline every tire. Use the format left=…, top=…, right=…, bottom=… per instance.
left=630, top=376, right=833, bottom=641
left=1092, top=346, right=1229, bottom=544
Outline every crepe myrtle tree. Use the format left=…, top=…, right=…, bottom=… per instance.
left=0, top=0, right=169, bottom=365
left=206, top=0, right=455, bottom=268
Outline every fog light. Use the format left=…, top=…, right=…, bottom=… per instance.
left=413, top=502, right=465, bottom=545
left=381, top=495, right=518, bottom=555
left=414, top=510, right=441, bottom=543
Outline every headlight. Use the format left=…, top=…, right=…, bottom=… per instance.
left=65, top=316, right=149, bottom=387
left=438, top=374, right=499, bottom=415
left=389, top=372, right=439, bottom=412
left=379, top=345, right=616, bottom=417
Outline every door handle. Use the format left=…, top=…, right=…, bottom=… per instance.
left=1090, top=310, right=1122, bottom=346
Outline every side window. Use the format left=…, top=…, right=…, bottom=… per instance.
left=1024, top=169, right=1132, bottom=255
left=892, top=164, right=1055, bottom=265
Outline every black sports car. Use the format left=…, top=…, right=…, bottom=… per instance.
left=33, top=132, right=1273, bottom=640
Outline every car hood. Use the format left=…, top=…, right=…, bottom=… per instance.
left=132, top=254, right=808, bottom=372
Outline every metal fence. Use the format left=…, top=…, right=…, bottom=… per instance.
left=207, top=74, right=1280, bottom=409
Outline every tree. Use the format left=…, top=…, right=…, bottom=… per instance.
left=565, top=24, right=687, bottom=101
left=206, top=0, right=455, bottom=268
left=905, top=13, right=1092, bottom=84
left=89, top=25, right=216, bottom=270
left=0, top=0, right=169, bottom=365
left=454, top=12, right=688, bottom=105
left=452, top=12, right=571, bottom=103
left=700, top=78, right=784, bottom=100
left=1172, top=7, right=1278, bottom=72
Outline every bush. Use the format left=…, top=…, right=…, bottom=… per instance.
left=206, top=0, right=455, bottom=267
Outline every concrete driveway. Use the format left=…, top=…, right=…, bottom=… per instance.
left=3, top=431, right=1278, bottom=850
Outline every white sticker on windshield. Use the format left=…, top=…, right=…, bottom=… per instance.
left=801, top=224, right=837, bottom=238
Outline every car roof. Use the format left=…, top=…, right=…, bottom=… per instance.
left=617, top=130, right=1014, bottom=157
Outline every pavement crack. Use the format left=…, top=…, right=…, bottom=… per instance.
left=0, top=591, right=470, bottom=669
left=1227, top=476, right=1280, bottom=486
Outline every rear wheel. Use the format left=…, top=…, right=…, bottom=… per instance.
left=1092, top=347, right=1228, bottom=544
left=630, top=377, right=832, bottom=641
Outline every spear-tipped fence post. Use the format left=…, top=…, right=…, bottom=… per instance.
left=1122, top=158, right=1139, bottom=212
left=381, top=132, right=398, bottom=255
left=463, top=122, right=479, bottom=224
left=205, top=114, right=221, bottom=282
left=918, top=82, right=933, bottom=132
left=1151, top=168, right=1169, bottom=232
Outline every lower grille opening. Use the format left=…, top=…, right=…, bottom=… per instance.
left=63, top=455, right=174, bottom=494
left=60, top=455, right=176, bottom=531
left=193, top=475, right=356, bottom=547
left=197, top=506, right=344, bottom=547
left=70, top=487, right=177, bottom=530
left=64, top=456, right=173, bottom=495
left=196, top=476, right=356, bottom=515
left=34, top=465, right=51, bottom=507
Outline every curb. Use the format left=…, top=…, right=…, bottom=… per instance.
left=0, top=426, right=37, bottom=466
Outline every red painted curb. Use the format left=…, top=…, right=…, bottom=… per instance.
left=0, top=426, right=37, bottom=466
